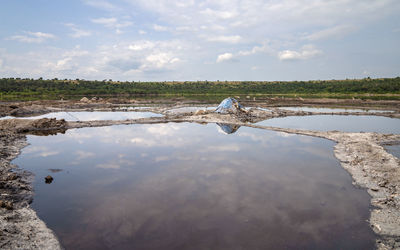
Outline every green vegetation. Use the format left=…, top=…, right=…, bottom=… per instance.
left=1, top=77, right=400, bottom=101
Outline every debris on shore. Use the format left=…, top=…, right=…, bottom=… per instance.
left=44, top=175, right=53, bottom=184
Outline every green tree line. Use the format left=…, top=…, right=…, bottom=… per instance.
left=1, top=77, right=399, bottom=100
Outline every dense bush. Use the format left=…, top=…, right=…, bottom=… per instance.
left=0, top=77, right=399, bottom=100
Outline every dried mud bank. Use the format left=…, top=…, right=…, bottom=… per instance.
left=1, top=97, right=399, bottom=119
left=0, top=130, right=62, bottom=249
left=1, top=100, right=400, bottom=249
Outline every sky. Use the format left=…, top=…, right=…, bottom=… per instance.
left=0, top=0, right=399, bottom=81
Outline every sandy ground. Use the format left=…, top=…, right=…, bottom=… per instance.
left=0, top=98, right=400, bottom=249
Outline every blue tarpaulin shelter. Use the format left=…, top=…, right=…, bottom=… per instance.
left=214, top=97, right=243, bottom=113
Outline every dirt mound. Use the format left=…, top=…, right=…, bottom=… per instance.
left=30, top=118, right=66, bottom=129
left=0, top=118, right=67, bottom=133
left=80, top=97, right=90, bottom=103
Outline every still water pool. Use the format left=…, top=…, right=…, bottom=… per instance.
left=0, top=111, right=162, bottom=121
left=385, top=145, right=400, bottom=159
left=257, top=115, right=400, bottom=134
left=279, top=107, right=393, bottom=113
left=165, top=106, right=217, bottom=114
left=14, top=123, right=375, bottom=250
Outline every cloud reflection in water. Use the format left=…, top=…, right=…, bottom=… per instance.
left=14, top=122, right=375, bottom=249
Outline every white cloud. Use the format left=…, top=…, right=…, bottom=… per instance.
left=39, top=151, right=60, bottom=157
left=202, top=144, right=241, bottom=152
left=95, top=40, right=186, bottom=76
left=75, top=150, right=95, bottom=160
left=7, top=31, right=55, bottom=43
left=200, top=8, right=238, bottom=19
left=96, top=163, right=120, bottom=169
left=153, top=24, right=168, bottom=32
left=215, top=43, right=274, bottom=64
left=62, top=46, right=89, bottom=57
left=128, top=41, right=155, bottom=51
left=206, top=35, right=242, bottom=44
left=144, top=53, right=180, bottom=69
left=154, top=156, right=170, bottom=162
left=200, top=25, right=225, bottom=31
left=43, top=46, right=90, bottom=71
left=3, top=0, right=399, bottom=80
left=276, top=132, right=294, bottom=138
left=278, top=45, right=323, bottom=61
left=23, top=146, right=59, bottom=157
left=146, top=123, right=180, bottom=136
left=55, top=57, right=72, bottom=69
left=91, top=17, right=133, bottom=33
left=91, top=17, right=117, bottom=26
left=216, top=53, right=234, bottom=63
left=83, top=0, right=120, bottom=11
left=65, top=23, right=91, bottom=38
left=129, top=0, right=400, bottom=31
left=238, top=43, right=273, bottom=56
left=305, top=25, right=357, bottom=41
left=175, top=26, right=192, bottom=32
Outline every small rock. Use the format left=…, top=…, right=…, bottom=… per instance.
left=6, top=173, right=18, bottom=181
left=194, top=110, right=206, bottom=115
left=378, top=180, right=388, bottom=187
left=80, top=97, right=89, bottom=103
left=0, top=200, right=13, bottom=210
left=5, top=201, right=13, bottom=210
left=45, top=175, right=53, bottom=184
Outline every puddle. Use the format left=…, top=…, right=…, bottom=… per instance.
left=280, top=107, right=393, bottom=113
left=256, top=107, right=272, bottom=112
left=14, top=123, right=375, bottom=249
left=257, top=115, right=400, bottom=134
left=0, top=111, right=162, bottom=121
left=384, top=145, right=400, bottom=159
left=165, top=106, right=216, bottom=114
left=115, top=106, right=152, bottom=110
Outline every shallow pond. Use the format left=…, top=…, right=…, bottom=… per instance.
left=385, top=145, right=400, bottom=159
left=279, top=107, right=393, bottom=113
left=257, top=115, right=400, bottom=134
left=0, top=111, right=162, bottom=121
left=14, top=123, right=375, bottom=250
left=165, top=106, right=217, bottom=114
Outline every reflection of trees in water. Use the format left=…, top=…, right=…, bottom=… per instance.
left=216, top=123, right=241, bottom=134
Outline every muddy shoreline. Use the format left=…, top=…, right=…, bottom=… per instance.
left=1, top=98, right=400, bottom=249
